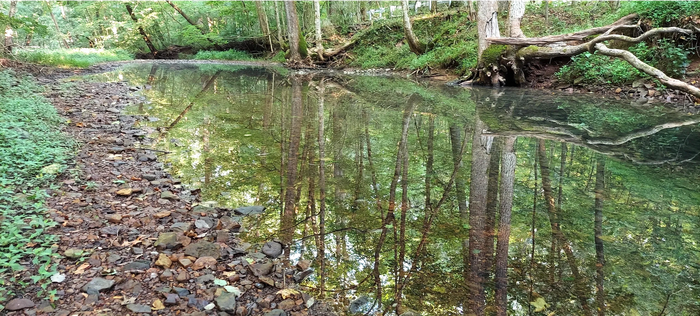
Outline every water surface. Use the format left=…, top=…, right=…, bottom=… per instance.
left=98, top=63, right=700, bottom=315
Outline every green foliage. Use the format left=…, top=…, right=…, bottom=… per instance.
left=14, top=48, right=133, bottom=68
left=625, top=1, right=700, bottom=26
left=349, top=11, right=477, bottom=74
left=480, top=44, right=507, bottom=65
left=298, top=35, right=309, bottom=58
left=193, top=49, right=254, bottom=61
left=0, top=70, right=71, bottom=300
left=556, top=51, right=644, bottom=85
left=557, top=38, right=693, bottom=85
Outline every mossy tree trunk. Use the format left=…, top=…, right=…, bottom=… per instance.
left=284, top=0, right=304, bottom=62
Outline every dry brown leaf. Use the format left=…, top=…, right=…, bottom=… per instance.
left=74, top=262, right=90, bottom=274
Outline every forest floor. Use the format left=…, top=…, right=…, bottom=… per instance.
left=3, top=61, right=335, bottom=316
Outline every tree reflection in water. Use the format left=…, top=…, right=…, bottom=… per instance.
left=96, top=63, right=700, bottom=315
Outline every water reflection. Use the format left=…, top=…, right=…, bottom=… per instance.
left=99, top=63, right=700, bottom=315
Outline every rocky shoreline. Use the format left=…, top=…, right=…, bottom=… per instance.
left=4, top=63, right=334, bottom=316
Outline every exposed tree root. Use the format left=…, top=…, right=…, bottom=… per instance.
left=475, top=13, right=700, bottom=99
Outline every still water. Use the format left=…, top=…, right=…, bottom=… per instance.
left=99, top=62, right=700, bottom=315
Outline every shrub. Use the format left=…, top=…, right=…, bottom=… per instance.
left=193, top=49, right=254, bottom=61
left=626, top=1, right=700, bottom=26
left=14, top=48, right=133, bottom=68
left=556, top=52, right=644, bottom=85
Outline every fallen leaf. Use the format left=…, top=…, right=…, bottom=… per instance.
left=74, top=263, right=90, bottom=274
left=276, top=288, right=300, bottom=300
left=75, top=122, right=85, bottom=127
left=152, top=299, right=165, bottom=311
left=116, top=188, right=133, bottom=196
left=530, top=297, right=549, bottom=312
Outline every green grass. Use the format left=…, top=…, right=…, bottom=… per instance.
left=0, top=70, right=74, bottom=305
left=193, top=49, right=254, bottom=61
left=14, top=48, right=133, bottom=68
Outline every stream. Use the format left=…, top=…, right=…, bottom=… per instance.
left=93, top=62, right=700, bottom=315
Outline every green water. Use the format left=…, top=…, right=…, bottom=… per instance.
left=98, top=62, right=700, bottom=315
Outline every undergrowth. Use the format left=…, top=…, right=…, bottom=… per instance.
left=556, top=40, right=692, bottom=85
left=349, top=11, right=477, bottom=74
left=0, top=70, right=73, bottom=306
left=193, top=49, right=254, bottom=61
left=14, top=48, right=133, bottom=68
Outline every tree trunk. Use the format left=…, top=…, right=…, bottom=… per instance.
left=467, top=116, right=492, bottom=316
left=4, top=0, right=17, bottom=53
left=495, top=136, right=516, bottom=316
left=402, top=0, right=426, bottom=54
left=477, top=0, right=499, bottom=62
left=125, top=3, right=156, bottom=55
left=431, top=0, right=438, bottom=13
left=395, top=128, right=410, bottom=314
left=253, top=0, right=273, bottom=52
left=274, top=1, right=284, bottom=46
left=484, top=138, right=501, bottom=281
left=280, top=76, right=304, bottom=254
left=317, top=80, right=327, bottom=298
left=45, top=0, right=70, bottom=49
left=450, top=123, right=469, bottom=303
left=508, top=0, right=525, bottom=38
left=538, top=140, right=592, bottom=316
left=284, top=1, right=303, bottom=62
left=594, top=156, right=606, bottom=316
left=313, top=0, right=324, bottom=60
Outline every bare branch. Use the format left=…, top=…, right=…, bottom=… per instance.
left=487, top=13, right=639, bottom=45
left=594, top=43, right=700, bottom=99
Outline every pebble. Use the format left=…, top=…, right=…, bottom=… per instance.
left=262, top=241, right=283, bottom=258
left=184, top=241, right=221, bottom=259
left=105, top=214, right=122, bottom=223
left=64, top=248, right=84, bottom=259
left=154, top=232, right=189, bottom=250
left=6, top=298, right=35, bottom=311
left=82, top=277, right=115, bottom=294
left=164, top=293, right=179, bottom=305
left=142, top=173, right=157, bottom=181
left=155, top=253, right=173, bottom=268
left=179, top=257, right=193, bottom=267
left=264, top=309, right=286, bottom=316
left=126, top=304, right=152, bottom=313
left=123, top=261, right=150, bottom=271
left=192, top=256, right=217, bottom=270
left=215, top=292, right=237, bottom=312
left=161, top=191, right=177, bottom=200
left=176, top=270, right=189, bottom=282
left=173, top=287, right=190, bottom=297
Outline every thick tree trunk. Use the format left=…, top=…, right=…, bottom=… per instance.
left=594, top=157, right=606, bottom=316
left=477, top=0, right=499, bottom=62
left=284, top=1, right=303, bottom=62
left=402, top=0, right=426, bottom=55
left=280, top=76, right=303, bottom=253
left=125, top=3, right=156, bottom=55
left=495, top=136, right=516, bottom=316
left=467, top=117, right=492, bottom=316
left=4, top=0, right=17, bottom=53
left=508, top=0, right=525, bottom=38
left=313, top=0, right=324, bottom=60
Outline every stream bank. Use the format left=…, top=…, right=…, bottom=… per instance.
left=3, top=62, right=335, bottom=316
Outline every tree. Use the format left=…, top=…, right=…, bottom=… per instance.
left=280, top=75, right=303, bottom=252
left=284, top=1, right=305, bottom=63
left=253, top=0, right=273, bottom=51
left=594, top=157, right=606, bottom=316
left=401, top=0, right=425, bottom=55
left=125, top=2, right=156, bottom=55
left=313, top=0, right=324, bottom=60
left=4, top=0, right=17, bottom=53
left=45, top=0, right=70, bottom=48
left=507, top=0, right=525, bottom=38
left=494, top=137, right=517, bottom=316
